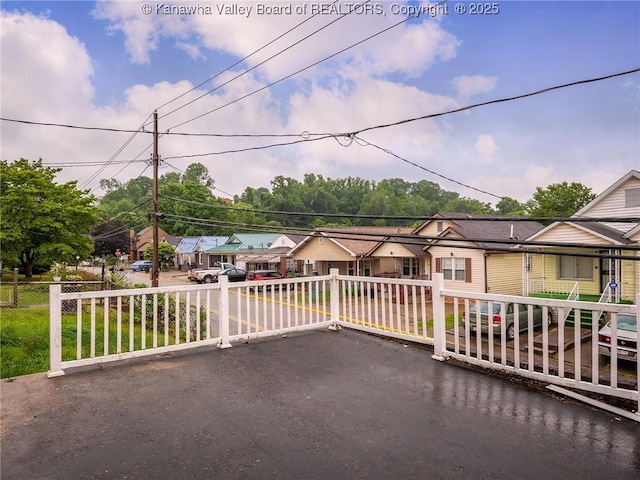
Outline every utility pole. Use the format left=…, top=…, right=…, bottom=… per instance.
left=151, top=110, right=160, bottom=287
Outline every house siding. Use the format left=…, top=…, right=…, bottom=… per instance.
left=486, top=253, right=525, bottom=295
left=293, top=237, right=354, bottom=262
left=580, top=176, right=640, bottom=232
left=533, top=223, right=614, bottom=244
left=414, top=220, right=455, bottom=237
left=620, top=255, right=639, bottom=300
left=542, top=251, right=600, bottom=296
left=429, top=244, right=485, bottom=293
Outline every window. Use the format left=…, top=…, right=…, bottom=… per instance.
left=402, top=258, right=419, bottom=276
left=440, top=257, right=469, bottom=282
left=558, top=256, right=593, bottom=280
left=436, top=221, right=444, bottom=233
left=625, top=188, right=640, bottom=208
left=363, top=260, right=372, bottom=276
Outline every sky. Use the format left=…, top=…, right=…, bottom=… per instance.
left=1, top=0, right=639, bottom=206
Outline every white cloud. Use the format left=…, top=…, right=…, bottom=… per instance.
left=175, top=42, right=205, bottom=61
left=91, top=1, right=159, bottom=64
left=474, top=134, right=498, bottom=164
left=452, top=75, right=497, bottom=98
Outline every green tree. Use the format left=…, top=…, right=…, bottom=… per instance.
left=495, top=197, right=525, bottom=216
left=99, top=177, right=152, bottom=230
left=0, top=158, right=101, bottom=277
left=442, top=196, right=494, bottom=214
left=92, top=218, right=130, bottom=257
left=525, top=181, right=596, bottom=219
left=143, top=242, right=176, bottom=268
left=182, top=163, right=214, bottom=189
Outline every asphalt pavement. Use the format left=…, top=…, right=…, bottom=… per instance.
left=1, top=328, right=638, bottom=480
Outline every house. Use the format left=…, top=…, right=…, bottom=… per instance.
left=174, top=236, right=199, bottom=271
left=291, top=227, right=414, bottom=276
left=411, top=212, right=545, bottom=295
left=234, top=233, right=306, bottom=274
left=193, top=236, right=230, bottom=268
left=366, top=234, right=430, bottom=279
left=522, top=170, right=640, bottom=302
left=206, top=233, right=281, bottom=270
left=130, top=227, right=170, bottom=261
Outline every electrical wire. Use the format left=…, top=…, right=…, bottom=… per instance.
left=79, top=113, right=154, bottom=190
left=166, top=2, right=432, bottom=131
left=158, top=193, right=640, bottom=224
left=349, top=67, right=640, bottom=136
left=163, top=134, right=335, bottom=160
left=353, top=135, right=502, bottom=199
left=157, top=0, right=353, bottom=121
left=157, top=213, right=640, bottom=258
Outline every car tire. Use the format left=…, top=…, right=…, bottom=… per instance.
left=506, top=323, right=515, bottom=341
left=204, top=276, right=212, bottom=284
left=546, top=311, right=554, bottom=327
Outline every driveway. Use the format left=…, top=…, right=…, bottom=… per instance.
left=2, top=329, right=638, bottom=480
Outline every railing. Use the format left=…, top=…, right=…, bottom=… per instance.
left=440, top=284, right=638, bottom=410
left=49, top=271, right=638, bottom=413
left=564, top=282, right=580, bottom=323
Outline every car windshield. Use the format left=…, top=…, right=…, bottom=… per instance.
left=614, top=314, right=637, bottom=332
left=469, top=302, right=501, bottom=314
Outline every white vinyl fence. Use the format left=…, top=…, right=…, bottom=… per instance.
left=49, top=271, right=638, bottom=412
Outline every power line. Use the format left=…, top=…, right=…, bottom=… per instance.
left=157, top=213, right=640, bottom=258
left=0, top=116, right=311, bottom=138
left=156, top=0, right=347, bottom=120
left=353, top=135, right=502, bottom=199
left=5, top=67, right=638, bottom=145
left=163, top=134, right=335, bottom=160
left=79, top=113, right=154, bottom=190
left=349, top=67, right=640, bottom=136
left=158, top=193, right=640, bottom=224
left=166, top=2, right=428, bottom=131
left=157, top=67, right=639, bottom=202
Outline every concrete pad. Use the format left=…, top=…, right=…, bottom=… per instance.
left=1, top=329, right=638, bottom=480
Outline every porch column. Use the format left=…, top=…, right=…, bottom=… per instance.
left=431, top=273, right=447, bottom=361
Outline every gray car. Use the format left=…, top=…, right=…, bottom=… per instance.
left=463, top=301, right=554, bottom=341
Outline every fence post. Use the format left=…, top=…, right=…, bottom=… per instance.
left=431, top=273, right=447, bottom=361
left=12, top=268, right=18, bottom=307
left=47, top=284, right=65, bottom=377
left=328, top=268, right=341, bottom=330
left=636, top=294, right=640, bottom=416
left=218, top=276, right=232, bottom=349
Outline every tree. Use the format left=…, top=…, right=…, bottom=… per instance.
left=182, top=163, right=214, bottom=189
left=0, top=159, right=101, bottom=277
left=525, top=181, right=596, bottom=219
left=494, top=197, right=525, bottom=216
left=143, top=242, right=176, bottom=268
left=92, top=218, right=130, bottom=257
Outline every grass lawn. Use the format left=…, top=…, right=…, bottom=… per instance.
left=529, top=292, right=601, bottom=302
left=0, top=304, right=191, bottom=379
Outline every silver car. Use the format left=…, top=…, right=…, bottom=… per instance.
left=464, top=301, right=553, bottom=341
left=598, top=314, right=637, bottom=363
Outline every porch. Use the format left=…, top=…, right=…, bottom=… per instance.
left=3, top=328, right=639, bottom=480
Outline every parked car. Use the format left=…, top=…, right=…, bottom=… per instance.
left=247, top=270, right=289, bottom=291
left=598, top=314, right=637, bottom=363
left=218, top=268, right=248, bottom=283
left=130, top=260, right=153, bottom=272
left=191, top=262, right=235, bottom=283
left=463, top=301, right=553, bottom=341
